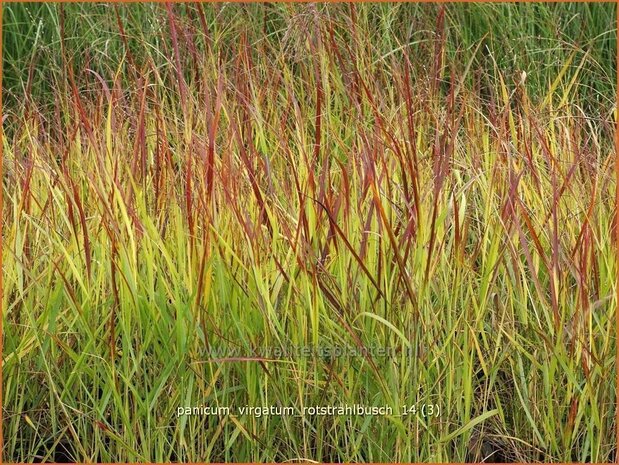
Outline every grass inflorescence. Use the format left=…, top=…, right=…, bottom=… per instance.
left=2, top=3, right=617, bottom=462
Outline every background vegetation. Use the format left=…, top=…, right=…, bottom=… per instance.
left=2, top=3, right=617, bottom=462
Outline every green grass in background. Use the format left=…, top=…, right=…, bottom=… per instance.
left=2, top=3, right=616, bottom=109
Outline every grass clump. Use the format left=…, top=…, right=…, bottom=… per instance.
left=2, top=3, right=616, bottom=462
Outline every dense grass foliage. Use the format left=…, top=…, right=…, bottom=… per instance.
left=2, top=3, right=616, bottom=110
left=2, top=3, right=617, bottom=462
